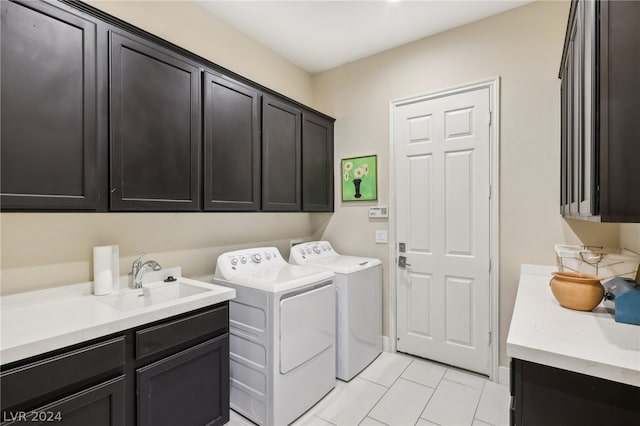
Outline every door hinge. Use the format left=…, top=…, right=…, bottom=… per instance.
left=488, top=331, right=492, bottom=345
left=489, top=258, right=492, bottom=272
left=488, top=184, right=492, bottom=199
left=487, top=111, right=492, bottom=125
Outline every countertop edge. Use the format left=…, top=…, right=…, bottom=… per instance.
left=506, top=341, right=640, bottom=387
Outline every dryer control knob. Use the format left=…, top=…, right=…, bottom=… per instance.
left=230, top=257, right=238, bottom=266
left=265, top=252, right=272, bottom=260
left=251, top=253, right=262, bottom=263
left=240, top=256, right=247, bottom=264
left=313, top=246, right=321, bottom=254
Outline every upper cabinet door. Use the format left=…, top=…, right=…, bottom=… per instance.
left=599, top=0, right=640, bottom=222
left=261, top=96, right=301, bottom=211
left=1, top=0, right=98, bottom=210
left=302, top=113, right=334, bottom=212
left=559, top=0, right=640, bottom=222
left=203, top=72, right=260, bottom=211
left=109, top=31, right=200, bottom=211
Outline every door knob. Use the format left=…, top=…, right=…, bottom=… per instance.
left=398, top=256, right=412, bottom=268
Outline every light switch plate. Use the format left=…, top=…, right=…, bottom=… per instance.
left=375, top=230, right=388, bottom=244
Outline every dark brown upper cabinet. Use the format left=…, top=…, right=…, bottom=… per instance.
left=109, top=31, right=201, bottom=211
left=302, top=112, right=334, bottom=212
left=261, top=96, right=302, bottom=211
left=560, top=0, right=640, bottom=222
left=203, top=72, right=260, bottom=211
left=1, top=0, right=335, bottom=214
left=1, top=0, right=99, bottom=210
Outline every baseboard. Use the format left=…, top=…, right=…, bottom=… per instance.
left=382, top=335, right=390, bottom=352
left=498, top=365, right=510, bottom=386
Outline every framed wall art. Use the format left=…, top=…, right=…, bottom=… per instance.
left=341, top=155, right=377, bottom=201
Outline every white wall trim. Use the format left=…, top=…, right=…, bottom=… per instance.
left=388, top=76, right=501, bottom=381
left=499, top=365, right=510, bottom=386
left=382, top=335, right=390, bottom=352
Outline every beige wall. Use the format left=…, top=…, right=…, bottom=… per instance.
left=86, top=0, right=314, bottom=106
left=312, top=0, right=625, bottom=367
left=620, top=224, right=640, bottom=254
left=0, top=213, right=319, bottom=294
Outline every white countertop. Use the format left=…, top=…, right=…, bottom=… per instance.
left=0, top=268, right=235, bottom=365
left=507, top=265, right=640, bottom=387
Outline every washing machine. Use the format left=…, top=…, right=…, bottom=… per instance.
left=213, top=247, right=336, bottom=426
left=289, top=241, right=382, bottom=381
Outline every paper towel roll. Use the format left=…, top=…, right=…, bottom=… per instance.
left=93, top=246, right=113, bottom=295
left=111, top=245, right=120, bottom=293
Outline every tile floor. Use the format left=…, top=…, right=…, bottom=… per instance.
left=227, top=351, right=510, bottom=426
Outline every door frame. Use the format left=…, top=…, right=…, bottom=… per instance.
left=388, top=77, right=501, bottom=381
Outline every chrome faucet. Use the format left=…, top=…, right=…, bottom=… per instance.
left=131, top=252, right=162, bottom=289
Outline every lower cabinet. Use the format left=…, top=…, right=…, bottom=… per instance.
left=21, top=377, right=126, bottom=426
left=137, top=335, right=229, bottom=426
left=510, top=358, right=640, bottom=425
left=0, top=303, right=229, bottom=426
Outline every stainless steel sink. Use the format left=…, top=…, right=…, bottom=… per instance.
left=100, top=279, right=215, bottom=312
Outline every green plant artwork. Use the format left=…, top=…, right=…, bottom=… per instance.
left=341, top=155, right=377, bottom=201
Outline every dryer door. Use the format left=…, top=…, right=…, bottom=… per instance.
left=279, top=283, right=335, bottom=374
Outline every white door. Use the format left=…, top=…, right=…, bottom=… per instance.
left=394, top=86, right=491, bottom=374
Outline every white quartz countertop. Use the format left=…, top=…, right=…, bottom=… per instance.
left=0, top=269, right=235, bottom=365
left=507, top=265, right=640, bottom=387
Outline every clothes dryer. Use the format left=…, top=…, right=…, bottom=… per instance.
left=289, top=241, right=382, bottom=381
left=214, top=247, right=336, bottom=426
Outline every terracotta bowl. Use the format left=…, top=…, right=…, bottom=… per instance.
left=549, top=271, right=604, bottom=311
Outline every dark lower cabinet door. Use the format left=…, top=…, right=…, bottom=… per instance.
left=512, top=359, right=640, bottom=426
left=262, top=96, right=301, bottom=211
left=203, top=72, right=260, bottom=211
left=137, top=335, right=230, bottom=426
left=302, top=112, right=334, bottom=212
left=0, top=0, right=98, bottom=210
left=109, top=31, right=201, bottom=211
left=1, top=376, right=125, bottom=426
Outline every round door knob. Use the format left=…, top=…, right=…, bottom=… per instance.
left=251, top=253, right=262, bottom=263
left=313, top=246, right=321, bottom=254
left=240, top=256, right=247, bottom=264
left=230, top=257, right=238, bottom=266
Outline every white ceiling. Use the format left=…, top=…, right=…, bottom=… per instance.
left=198, top=0, right=533, bottom=74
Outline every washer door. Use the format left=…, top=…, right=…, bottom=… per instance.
left=279, top=283, right=335, bottom=374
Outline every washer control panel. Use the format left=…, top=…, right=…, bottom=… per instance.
left=290, top=241, right=337, bottom=264
left=215, top=247, right=285, bottom=279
